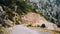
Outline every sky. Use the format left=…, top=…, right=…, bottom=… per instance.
left=30, top=0, right=54, bottom=3
left=30, top=0, right=40, bottom=3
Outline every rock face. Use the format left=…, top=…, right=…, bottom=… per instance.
left=0, top=6, right=14, bottom=27
left=21, top=12, right=56, bottom=30
left=21, top=12, right=46, bottom=24
left=0, top=6, right=21, bottom=27
left=30, top=0, right=60, bottom=26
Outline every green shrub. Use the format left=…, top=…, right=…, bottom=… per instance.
left=41, top=24, right=46, bottom=28
left=27, top=23, right=32, bottom=27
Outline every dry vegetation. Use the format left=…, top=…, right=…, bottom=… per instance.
left=28, top=26, right=60, bottom=34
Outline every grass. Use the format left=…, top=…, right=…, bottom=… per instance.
left=0, top=26, right=5, bottom=34
left=0, top=26, right=9, bottom=34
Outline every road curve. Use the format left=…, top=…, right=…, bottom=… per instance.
left=10, top=25, right=50, bottom=34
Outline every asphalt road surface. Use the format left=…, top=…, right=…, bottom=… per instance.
left=10, top=25, right=50, bottom=34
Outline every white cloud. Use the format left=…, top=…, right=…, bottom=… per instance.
left=50, top=0, right=53, bottom=2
